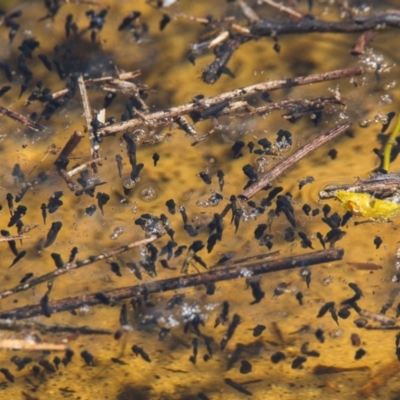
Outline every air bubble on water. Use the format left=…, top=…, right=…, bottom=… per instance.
left=329, top=329, right=343, bottom=338
left=123, top=179, right=136, bottom=190
left=379, top=94, right=393, bottom=105
left=143, top=217, right=165, bottom=237
left=321, top=276, right=334, bottom=286
left=208, top=194, right=222, bottom=206
left=110, top=226, right=124, bottom=240
left=79, top=304, right=91, bottom=314
left=139, top=185, right=157, bottom=202
left=139, top=245, right=147, bottom=258
left=359, top=48, right=391, bottom=74
left=240, top=268, right=253, bottom=278
left=384, top=81, right=397, bottom=90
left=256, top=157, right=268, bottom=174
left=130, top=202, right=138, bottom=214
left=358, top=119, right=371, bottom=128
left=373, top=113, right=389, bottom=125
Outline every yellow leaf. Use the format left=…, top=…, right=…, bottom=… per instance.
left=335, top=190, right=400, bottom=219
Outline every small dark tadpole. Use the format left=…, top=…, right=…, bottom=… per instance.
left=0, top=368, right=14, bottom=383
left=96, top=192, right=110, bottom=215
left=271, top=351, right=286, bottom=364
left=240, top=360, right=252, bottom=374
left=50, top=253, right=64, bottom=269
left=9, top=250, right=26, bottom=268
left=328, top=148, right=338, bottom=160
left=43, top=221, right=62, bottom=248
left=374, top=236, right=383, bottom=249
left=253, top=324, right=266, bottom=337
left=132, top=345, right=151, bottom=362
left=152, top=153, right=160, bottom=166
left=217, top=170, right=225, bottom=191
left=292, top=356, right=307, bottom=369
left=296, top=292, right=304, bottom=305
left=41, top=203, right=47, bottom=224
left=81, top=350, right=95, bottom=366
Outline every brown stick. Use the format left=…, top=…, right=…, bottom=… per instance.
left=0, top=235, right=159, bottom=301
left=0, top=320, right=112, bottom=335
left=0, top=248, right=344, bottom=320
left=241, top=123, right=351, bottom=199
left=0, top=105, right=45, bottom=132
left=261, top=0, right=303, bottom=19
left=203, top=12, right=400, bottom=83
left=319, top=172, right=400, bottom=199
left=51, top=70, right=142, bottom=100
left=97, top=67, right=362, bottom=137
left=223, top=96, right=342, bottom=117
left=54, top=130, right=84, bottom=168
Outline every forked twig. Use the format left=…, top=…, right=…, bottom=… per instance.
left=97, top=67, right=362, bottom=136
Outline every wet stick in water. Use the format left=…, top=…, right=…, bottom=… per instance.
left=0, top=105, right=45, bottom=131
left=241, top=123, right=350, bottom=200
left=0, top=248, right=344, bottom=320
left=203, top=12, right=400, bottom=83
left=97, top=69, right=361, bottom=137
left=0, top=235, right=159, bottom=301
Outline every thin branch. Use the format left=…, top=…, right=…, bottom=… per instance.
left=0, top=320, right=112, bottom=335
left=97, top=67, right=362, bottom=137
left=261, top=0, right=303, bottom=19
left=0, top=339, right=67, bottom=351
left=241, top=123, right=351, bottom=199
left=0, top=235, right=159, bottom=301
left=58, top=168, right=79, bottom=191
left=51, top=70, right=142, bottom=100
left=220, top=96, right=342, bottom=117
left=0, top=105, right=45, bottom=132
left=67, top=157, right=104, bottom=177
left=78, top=74, right=92, bottom=133
left=0, top=248, right=344, bottom=320
left=238, top=0, right=260, bottom=23
left=203, top=12, right=400, bottom=83
left=0, top=235, right=29, bottom=242
left=252, top=13, right=400, bottom=36
left=319, top=172, right=400, bottom=199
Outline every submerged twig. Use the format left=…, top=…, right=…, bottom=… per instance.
left=97, top=67, right=362, bottom=137
left=51, top=70, right=142, bottom=100
left=261, top=0, right=303, bottom=19
left=241, top=123, right=351, bottom=199
left=0, top=235, right=159, bottom=301
left=0, top=105, right=45, bottom=132
left=0, top=339, right=67, bottom=351
left=0, top=235, right=29, bottom=242
left=203, top=12, right=400, bottom=83
left=0, top=320, right=112, bottom=335
left=67, top=157, right=104, bottom=177
left=0, top=248, right=344, bottom=320
left=319, top=172, right=400, bottom=199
